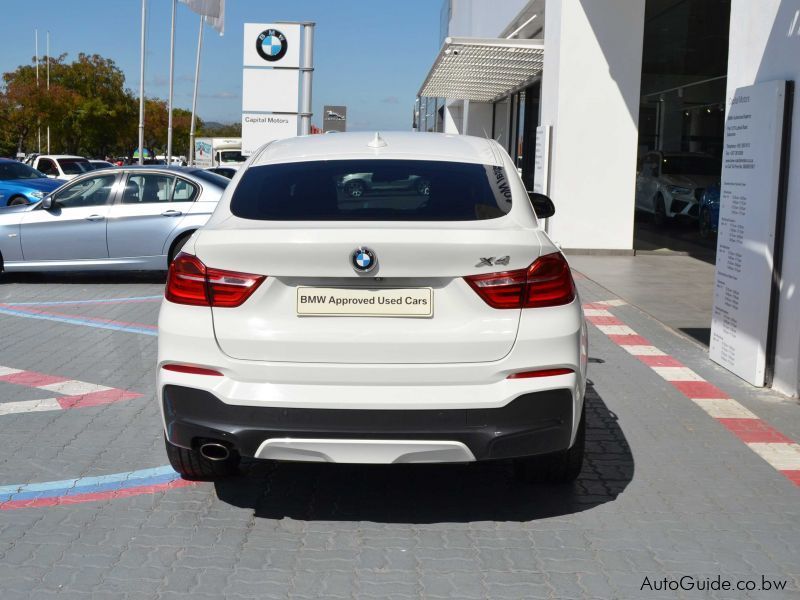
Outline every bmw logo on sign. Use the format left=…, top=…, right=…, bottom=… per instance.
left=256, top=28, right=288, bottom=62
left=351, top=247, right=377, bottom=273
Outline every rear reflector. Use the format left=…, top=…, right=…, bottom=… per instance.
left=166, top=252, right=265, bottom=307
left=162, top=364, right=223, bottom=376
left=464, top=252, right=575, bottom=309
left=507, top=368, right=574, bottom=379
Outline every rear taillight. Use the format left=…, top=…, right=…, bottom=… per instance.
left=166, top=252, right=265, bottom=308
left=464, top=252, right=575, bottom=309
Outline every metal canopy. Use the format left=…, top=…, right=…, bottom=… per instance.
left=418, top=37, right=545, bottom=103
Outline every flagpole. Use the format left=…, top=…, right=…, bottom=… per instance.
left=35, top=29, right=41, bottom=154
left=166, top=0, right=177, bottom=165
left=188, top=14, right=204, bottom=166
left=138, top=0, right=147, bottom=165
left=46, top=31, right=50, bottom=154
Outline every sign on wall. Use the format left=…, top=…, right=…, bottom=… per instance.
left=533, top=125, right=551, bottom=195
left=709, top=80, right=788, bottom=386
left=242, top=22, right=306, bottom=154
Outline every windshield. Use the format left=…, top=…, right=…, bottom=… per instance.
left=58, top=158, right=94, bottom=175
left=230, top=159, right=514, bottom=221
left=661, top=155, right=721, bottom=176
left=219, top=151, right=244, bottom=163
left=0, top=161, right=47, bottom=180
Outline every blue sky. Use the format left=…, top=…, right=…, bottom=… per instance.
left=0, top=0, right=442, bottom=130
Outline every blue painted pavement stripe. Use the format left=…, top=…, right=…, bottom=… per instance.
left=3, top=295, right=162, bottom=306
left=0, top=465, right=177, bottom=499
left=5, top=473, right=180, bottom=502
left=0, top=306, right=157, bottom=336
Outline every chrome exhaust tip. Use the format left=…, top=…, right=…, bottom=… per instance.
left=199, top=442, right=231, bottom=462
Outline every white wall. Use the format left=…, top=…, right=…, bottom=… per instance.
left=444, top=101, right=463, bottom=134
left=727, top=0, right=800, bottom=397
left=540, top=0, right=645, bottom=250
left=465, top=101, right=494, bottom=137
left=446, top=0, right=530, bottom=38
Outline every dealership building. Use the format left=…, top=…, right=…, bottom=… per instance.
left=416, top=0, right=800, bottom=397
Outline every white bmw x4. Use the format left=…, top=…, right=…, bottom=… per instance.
left=158, top=132, right=588, bottom=483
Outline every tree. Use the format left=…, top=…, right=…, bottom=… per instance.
left=0, top=53, right=204, bottom=159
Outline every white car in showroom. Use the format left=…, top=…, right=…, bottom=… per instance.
left=158, top=132, right=588, bottom=484
left=635, top=151, right=721, bottom=226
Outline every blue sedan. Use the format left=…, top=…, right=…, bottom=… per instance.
left=0, top=159, right=66, bottom=206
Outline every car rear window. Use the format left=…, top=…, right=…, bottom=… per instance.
left=230, top=159, right=513, bottom=221
left=59, top=159, right=94, bottom=175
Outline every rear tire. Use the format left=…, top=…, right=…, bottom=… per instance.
left=165, top=436, right=239, bottom=480
left=652, top=195, right=670, bottom=227
left=8, top=196, right=28, bottom=206
left=344, top=180, right=365, bottom=198
left=513, top=403, right=585, bottom=484
left=699, top=207, right=712, bottom=239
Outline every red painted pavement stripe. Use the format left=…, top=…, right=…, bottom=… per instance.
left=0, top=478, right=195, bottom=510
left=637, top=355, right=684, bottom=367
left=0, top=371, right=70, bottom=387
left=607, top=334, right=652, bottom=346
left=585, top=315, right=624, bottom=326
left=671, top=380, right=729, bottom=399
left=584, top=300, right=800, bottom=487
left=717, top=418, right=795, bottom=444
left=57, top=389, right=142, bottom=409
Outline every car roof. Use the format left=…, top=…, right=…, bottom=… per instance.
left=252, top=132, right=501, bottom=166
left=36, top=155, right=88, bottom=160
left=121, top=165, right=197, bottom=173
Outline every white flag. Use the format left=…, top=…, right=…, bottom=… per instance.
left=180, top=0, right=225, bottom=35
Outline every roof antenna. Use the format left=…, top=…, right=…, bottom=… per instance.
left=368, top=132, right=388, bottom=148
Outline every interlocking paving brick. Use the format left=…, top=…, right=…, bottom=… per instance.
left=0, top=274, right=797, bottom=599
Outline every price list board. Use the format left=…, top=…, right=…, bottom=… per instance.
left=709, top=80, right=788, bottom=386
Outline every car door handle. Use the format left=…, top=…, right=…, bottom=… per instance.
left=85, top=214, right=105, bottom=221
left=161, top=210, right=183, bottom=217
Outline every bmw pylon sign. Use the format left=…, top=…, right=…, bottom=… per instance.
left=256, top=28, right=288, bottom=62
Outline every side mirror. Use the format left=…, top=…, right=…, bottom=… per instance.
left=528, top=192, right=556, bottom=219
left=41, top=196, right=54, bottom=210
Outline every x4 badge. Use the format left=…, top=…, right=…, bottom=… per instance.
left=475, top=256, right=510, bottom=267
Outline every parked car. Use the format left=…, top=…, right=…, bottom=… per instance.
left=158, top=131, right=587, bottom=484
left=635, top=151, right=720, bottom=225
left=205, top=166, right=239, bottom=179
left=89, top=160, right=116, bottom=170
left=339, top=171, right=431, bottom=198
left=0, top=166, right=229, bottom=272
left=27, top=155, right=95, bottom=181
left=699, top=182, right=720, bottom=239
left=0, top=158, right=66, bottom=206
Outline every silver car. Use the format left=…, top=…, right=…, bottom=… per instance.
left=0, top=166, right=228, bottom=272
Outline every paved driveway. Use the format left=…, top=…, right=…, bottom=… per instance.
left=0, top=271, right=797, bottom=599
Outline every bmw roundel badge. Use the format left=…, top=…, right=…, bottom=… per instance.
left=256, top=28, right=288, bottom=62
left=351, top=247, right=377, bottom=273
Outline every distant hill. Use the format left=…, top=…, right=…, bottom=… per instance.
left=198, top=121, right=242, bottom=137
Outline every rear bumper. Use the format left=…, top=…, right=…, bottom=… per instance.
left=163, top=385, right=575, bottom=463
